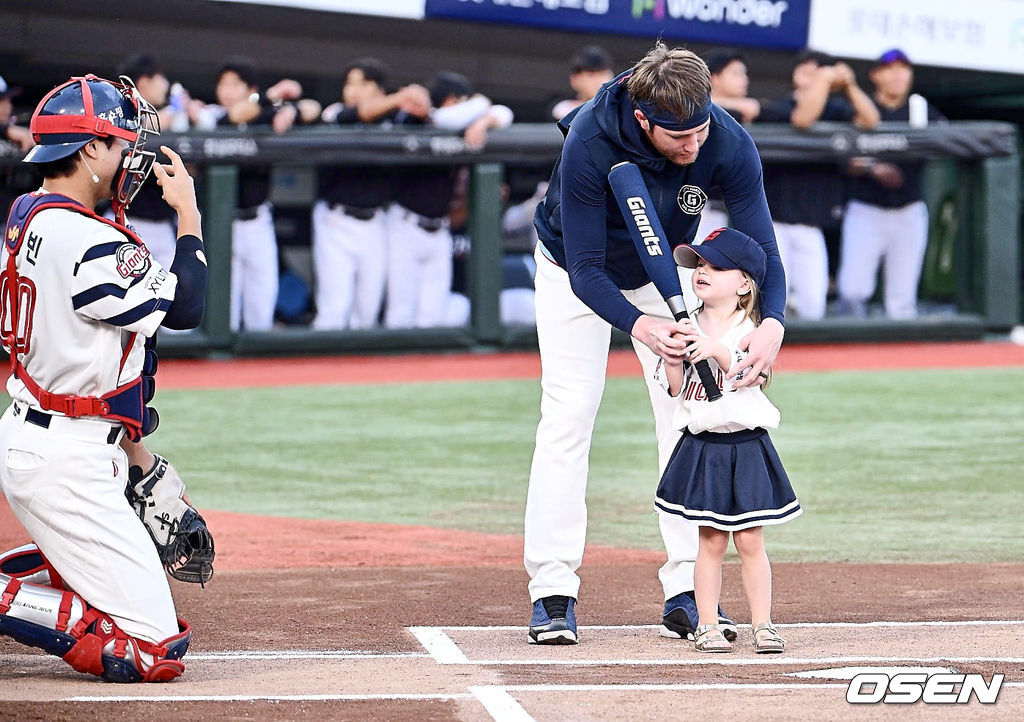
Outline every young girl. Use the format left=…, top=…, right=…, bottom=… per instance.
left=654, top=228, right=801, bottom=654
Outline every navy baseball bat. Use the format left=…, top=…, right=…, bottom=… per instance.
left=608, top=161, right=722, bottom=402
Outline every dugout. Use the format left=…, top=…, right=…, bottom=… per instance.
left=3, top=121, right=1014, bottom=357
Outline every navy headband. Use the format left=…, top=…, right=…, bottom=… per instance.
left=635, top=97, right=712, bottom=131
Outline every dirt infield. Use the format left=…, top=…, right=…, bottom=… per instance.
left=2, top=559, right=1022, bottom=720
left=2, top=341, right=1023, bottom=719
left=152, top=341, right=1024, bottom=389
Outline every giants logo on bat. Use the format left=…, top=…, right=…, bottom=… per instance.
left=115, top=243, right=151, bottom=279
left=625, top=197, right=663, bottom=257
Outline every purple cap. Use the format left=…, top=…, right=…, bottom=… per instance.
left=876, top=49, right=911, bottom=67
left=673, top=227, right=766, bottom=288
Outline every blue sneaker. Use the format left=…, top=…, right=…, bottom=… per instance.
left=528, top=595, right=577, bottom=644
left=661, top=591, right=738, bottom=642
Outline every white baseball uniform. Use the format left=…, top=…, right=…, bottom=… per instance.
left=230, top=202, right=278, bottom=331
left=525, top=244, right=701, bottom=602
left=1, top=193, right=179, bottom=644
left=837, top=199, right=928, bottom=319
left=311, top=200, right=387, bottom=330
left=771, top=221, right=829, bottom=320
left=384, top=205, right=454, bottom=329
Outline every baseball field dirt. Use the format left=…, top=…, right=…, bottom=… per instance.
left=1, top=342, right=1022, bottom=720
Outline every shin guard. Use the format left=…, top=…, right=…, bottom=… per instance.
left=0, top=543, right=65, bottom=589
left=0, top=571, right=190, bottom=682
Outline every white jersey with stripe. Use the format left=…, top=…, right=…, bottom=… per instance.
left=3, top=203, right=178, bottom=409
left=654, top=310, right=780, bottom=434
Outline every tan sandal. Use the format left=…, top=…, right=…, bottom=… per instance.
left=753, top=622, right=785, bottom=654
left=694, top=624, right=733, bottom=653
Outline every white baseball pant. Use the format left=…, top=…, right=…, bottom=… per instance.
left=524, top=244, right=701, bottom=603
left=384, top=205, right=454, bottom=329
left=838, top=200, right=929, bottom=320
left=772, top=221, right=829, bottom=320
left=310, top=201, right=388, bottom=330
left=230, top=203, right=279, bottom=332
left=129, top=218, right=177, bottom=272
left=0, top=403, right=178, bottom=644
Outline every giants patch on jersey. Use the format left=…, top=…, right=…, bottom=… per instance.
left=115, top=243, right=151, bottom=278
left=677, top=185, right=708, bottom=215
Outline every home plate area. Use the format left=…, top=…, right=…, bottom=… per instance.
left=411, top=620, right=1024, bottom=719
left=2, top=619, right=1022, bottom=720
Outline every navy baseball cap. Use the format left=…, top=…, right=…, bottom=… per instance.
left=876, top=48, right=911, bottom=67
left=0, top=75, right=20, bottom=100
left=673, top=227, right=767, bottom=288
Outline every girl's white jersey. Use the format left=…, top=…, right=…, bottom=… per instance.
left=3, top=200, right=178, bottom=410
left=654, top=309, right=780, bottom=434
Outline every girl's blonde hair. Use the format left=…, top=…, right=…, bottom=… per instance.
left=738, top=273, right=772, bottom=387
left=738, top=272, right=761, bottom=325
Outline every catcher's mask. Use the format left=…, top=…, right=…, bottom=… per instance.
left=23, top=74, right=160, bottom=221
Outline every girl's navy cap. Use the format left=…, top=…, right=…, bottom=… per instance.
left=673, top=227, right=767, bottom=287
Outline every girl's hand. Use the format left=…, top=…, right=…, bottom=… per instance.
left=682, top=335, right=724, bottom=365
left=676, top=318, right=700, bottom=337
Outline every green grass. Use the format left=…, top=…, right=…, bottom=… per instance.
left=39, top=366, right=1024, bottom=564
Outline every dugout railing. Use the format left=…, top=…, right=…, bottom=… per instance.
left=1, top=121, right=1018, bottom=356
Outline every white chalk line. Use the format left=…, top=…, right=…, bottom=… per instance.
left=442, top=619, right=1024, bottom=632
left=409, top=626, right=471, bottom=664
left=62, top=683, right=1024, bottom=704
left=469, top=686, right=535, bottom=722
left=187, top=650, right=429, bottom=661
left=63, top=693, right=472, bottom=703
left=435, top=656, right=1024, bottom=667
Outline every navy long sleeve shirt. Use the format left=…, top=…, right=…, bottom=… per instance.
left=534, top=71, right=785, bottom=335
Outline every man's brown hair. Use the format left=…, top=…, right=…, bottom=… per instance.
left=627, top=42, right=711, bottom=121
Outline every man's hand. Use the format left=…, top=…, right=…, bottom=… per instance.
left=831, top=62, right=856, bottom=91
left=727, top=317, right=784, bottom=388
left=632, top=315, right=690, bottom=361
left=152, top=146, right=201, bottom=238
left=266, top=78, right=303, bottom=103
left=397, top=84, right=431, bottom=118
left=6, top=124, right=34, bottom=152
left=272, top=104, right=298, bottom=135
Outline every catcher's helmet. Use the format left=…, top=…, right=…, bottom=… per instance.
left=23, top=74, right=160, bottom=220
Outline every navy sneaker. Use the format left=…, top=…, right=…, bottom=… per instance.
left=528, top=595, right=578, bottom=644
left=661, top=591, right=738, bottom=642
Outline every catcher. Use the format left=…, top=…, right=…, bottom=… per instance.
left=0, top=74, right=213, bottom=682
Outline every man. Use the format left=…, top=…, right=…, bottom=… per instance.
left=706, top=47, right=760, bottom=125
left=836, top=49, right=946, bottom=319
left=0, top=75, right=211, bottom=681
left=1, top=74, right=36, bottom=231
left=385, top=71, right=513, bottom=329
left=758, top=51, right=879, bottom=320
left=0, top=75, right=33, bottom=153
left=695, top=47, right=762, bottom=239
left=526, top=43, right=786, bottom=645
left=312, top=58, right=428, bottom=330
left=551, top=46, right=615, bottom=121
left=190, top=57, right=299, bottom=331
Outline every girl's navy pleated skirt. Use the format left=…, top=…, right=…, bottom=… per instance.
left=656, top=427, right=802, bottom=531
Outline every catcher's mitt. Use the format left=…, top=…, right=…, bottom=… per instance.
left=126, top=455, right=215, bottom=586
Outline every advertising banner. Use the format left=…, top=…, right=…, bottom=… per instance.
left=207, top=0, right=426, bottom=19
left=424, top=0, right=811, bottom=50
left=808, top=0, right=1024, bottom=74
